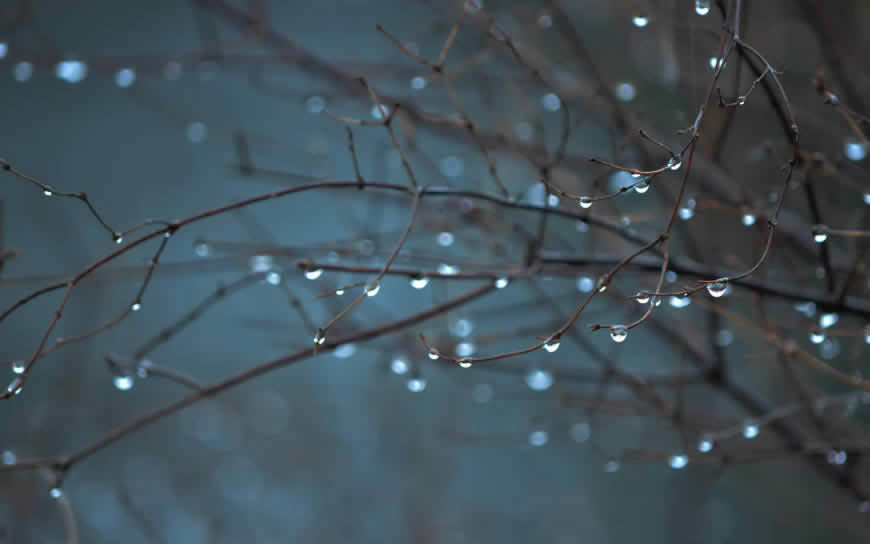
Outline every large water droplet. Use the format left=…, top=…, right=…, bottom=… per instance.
left=579, top=196, right=592, bottom=209
left=669, top=454, right=689, bottom=469
left=632, top=14, right=649, bottom=27
left=694, top=0, right=711, bottom=16
left=706, top=279, right=728, bottom=298
left=113, top=375, right=134, bottom=391
left=410, top=276, right=429, bottom=289
left=610, top=325, right=628, bottom=343
left=543, top=339, right=561, bottom=353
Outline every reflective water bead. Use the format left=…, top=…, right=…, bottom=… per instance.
left=1, top=450, right=16, bottom=465
left=636, top=291, right=650, bottom=304
left=131, top=302, right=141, bottom=312
left=43, top=189, right=53, bottom=197
left=669, top=296, right=691, bottom=309
left=56, top=60, right=87, bottom=83
left=695, top=0, right=711, bottom=15
left=698, top=436, right=714, bottom=453
left=11, top=361, right=25, bottom=375
left=457, top=359, right=473, bottom=369
left=819, top=312, right=838, bottom=329
left=410, top=276, right=429, bottom=289
left=706, top=279, right=728, bottom=298
left=634, top=178, right=650, bottom=194
left=632, top=14, right=649, bottom=27
left=809, top=329, right=825, bottom=344
left=669, top=454, right=689, bottom=469
left=113, top=375, right=134, bottom=391
left=494, top=277, right=509, bottom=289
left=304, top=267, right=323, bottom=280
left=428, top=349, right=439, bottom=360
left=266, top=271, right=281, bottom=285
left=577, top=275, right=595, bottom=293
left=437, top=231, right=455, bottom=247
left=49, top=487, right=63, bottom=499
left=406, top=377, right=427, bottom=392
left=113, top=234, right=124, bottom=244
left=390, top=358, right=409, bottom=375
left=543, top=339, right=561, bottom=353
left=115, top=68, right=136, bottom=88
left=525, top=368, right=554, bottom=391
left=6, top=377, right=22, bottom=395
left=667, top=157, right=682, bottom=170
left=610, top=325, right=628, bottom=343
left=528, top=430, right=549, bottom=447
left=365, top=282, right=380, bottom=297
left=313, top=329, right=326, bottom=345
left=335, top=289, right=345, bottom=296
left=194, top=242, right=210, bottom=257
left=741, top=213, right=756, bottom=226
left=811, top=224, right=829, bottom=243
left=743, top=422, right=759, bottom=439
left=845, top=139, right=867, bottom=161
left=579, top=196, right=592, bottom=209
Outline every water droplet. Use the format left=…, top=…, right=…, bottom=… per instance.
left=736, top=95, right=746, bottom=106
left=115, top=68, right=136, bottom=88
left=194, top=242, right=210, bottom=257
left=447, top=320, right=473, bottom=341
left=525, top=368, right=554, bottom=391
left=304, top=267, right=323, bottom=280
left=131, top=302, right=141, bottom=312
left=743, top=422, right=759, bottom=439
left=577, top=275, right=595, bottom=293
left=13, top=61, right=33, bottom=82
left=313, top=329, right=326, bottom=345
left=579, top=196, right=592, bottom=209
left=390, top=357, right=409, bottom=375
left=678, top=206, right=694, bottom=220
left=334, top=343, right=356, bottom=359
left=410, top=76, right=426, bottom=90
left=407, top=377, right=427, bottom=392
left=715, top=329, right=734, bottom=347
left=43, top=189, right=53, bottom=197
left=597, top=277, right=608, bottom=293
left=428, top=349, right=439, bottom=360
left=819, top=312, right=838, bottom=329
left=528, top=430, right=549, bottom=447
left=709, top=56, right=721, bottom=70
left=543, top=339, right=561, bottom=353
left=494, top=277, right=509, bottom=289
left=455, top=342, right=475, bottom=357
left=547, top=194, right=559, bottom=207
left=1, top=450, right=16, bottom=465
left=634, top=178, right=651, bottom=193
left=610, top=326, right=628, bottom=343
left=845, top=139, right=867, bottom=161
left=669, top=296, right=691, bottom=309
left=812, top=224, right=829, bottom=243
left=827, top=449, right=847, bottom=465
left=809, top=329, right=825, bottom=344
left=706, top=279, right=728, bottom=298
left=632, top=14, right=649, bottom=27
left=669, top=454, right=689, bottom=469
left=305, top=95, right=325, bottom=113
left=186, top=121, right=207, bottom=143
left=410, top=276, right=429, bottom=289
left=636, top=291, right=650, bottom=304
left=370, top=104, right=390, bottom=120
left=266, top=271, right=281, bottom=285
left=570, top=422, right=591, bottom=443
left=458, top=359, right=473, bottom=369
left=365, top=282, right=380, bottom=297
left=437, top=231, right=455, bottom=247
left=56, top=60, right=87, bottom=83
left=334, top=288, right=345, bottom=296
left=113, top=375, right=134, bottom=391
left=137, top=359, right=152, bottom=378
left=49, top=487, right=63, bottom=499
left=11, top=361, right=25, bottom=375
left=615, top=82, right=636, bottom=102
left=440, top=156, right=464, bottom=178
left=697, top=436, right=714, bottom=452
left=541, top=92, right=561, bottom=112
left=6, top=377, right=22, bottom=395
left=741, top=213, right=756, bottom=226
left=667, top=157, right=682, bottom=170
